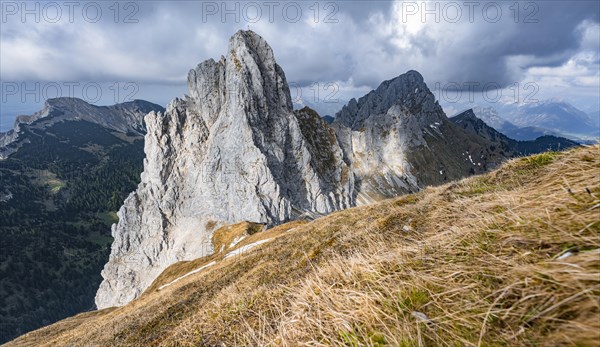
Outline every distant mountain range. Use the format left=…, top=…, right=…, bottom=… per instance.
left=505, top=100, right=598, bottom=136
left=590, top=110, right=600, bottom=126
left=470, top=107, right=555, bottom=141
left=451, top=109, right=579, bottom=155
left=466, top=101, right=599, bottom=143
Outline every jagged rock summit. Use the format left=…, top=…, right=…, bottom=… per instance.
left=95, top=30, right=354, bottom=309
left=331, top=71, right=507, bottom=204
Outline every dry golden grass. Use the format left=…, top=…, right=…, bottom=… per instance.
left=5, top=145, right=599, bottom=347
left=211, top=222, right=263, bottom=252
left=146, top=221, right=303, bottom=294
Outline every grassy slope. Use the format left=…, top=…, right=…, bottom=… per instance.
left=5, top=145, right=599, bottom=347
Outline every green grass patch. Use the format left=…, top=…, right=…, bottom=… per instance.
left=97, top=211, right=119, bottom=226
left=521, top=151, right=558, bottom=168
left=87, top=232, right=114, bottom=247
left=397, top=288, right=430, bottom=311
left=48, top=179, right=65, bottom=194
left=458, top=179, right=503, bottom=197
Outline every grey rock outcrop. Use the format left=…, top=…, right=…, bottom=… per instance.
left=95, top=30, right=354, bottom=309
left=0, top=105, right=51, bottom=159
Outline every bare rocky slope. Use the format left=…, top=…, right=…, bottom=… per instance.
left=331, top=71, right=508, bottom=204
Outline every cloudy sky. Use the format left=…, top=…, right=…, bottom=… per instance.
left=1, top=0, right=599, bottom=130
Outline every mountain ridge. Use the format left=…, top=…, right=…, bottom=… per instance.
left=0, top=98, right=164, bottom=159
left=451, top=109, right=580, bottom=155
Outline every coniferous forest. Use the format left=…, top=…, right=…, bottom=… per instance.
left=0, top=120, right=145, bottom=343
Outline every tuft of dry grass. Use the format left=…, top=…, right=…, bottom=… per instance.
left=211, top=221, right=264, bottom=253
left=5, top=145, right=599, bottom=347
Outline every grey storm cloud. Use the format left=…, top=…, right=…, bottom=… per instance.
left=0, top=0, right=598, bottom=94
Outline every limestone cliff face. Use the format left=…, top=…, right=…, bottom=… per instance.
left=332, top=71, right=507, bottom=205
left=95, top=31, right=354, bottom=309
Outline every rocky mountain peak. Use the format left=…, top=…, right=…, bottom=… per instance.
left=226, top=30, right=293, bottom=118
left=453, top=108, right=479, bottom=122
left=335, top=70, right=434, bottom=131
left=331, top=71, right=509, bottom=204
left=185, top=30, right=293, bottom=134
left=96, top=30, right=353, bottom=309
